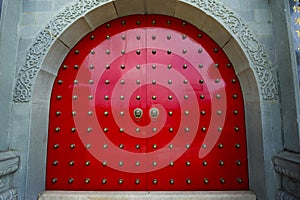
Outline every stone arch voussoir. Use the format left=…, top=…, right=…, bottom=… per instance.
left=13, top=0, right=278, bottom=103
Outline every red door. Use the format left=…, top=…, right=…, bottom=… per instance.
left=46, top=14, right=249, bottom=191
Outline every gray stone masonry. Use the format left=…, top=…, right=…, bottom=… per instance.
left=0, top=0, right=21, bottom=151
left=0, top=0, right=298, bottom=199
left=17, top=0, right=275, bottom=67
left=10, top=0, right=281, bottom=200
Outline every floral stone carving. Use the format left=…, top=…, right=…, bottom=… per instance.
left=13, top=0, right=278, bottom=102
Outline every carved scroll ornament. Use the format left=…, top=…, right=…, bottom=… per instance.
left=13, top=0, right=278, bottom=102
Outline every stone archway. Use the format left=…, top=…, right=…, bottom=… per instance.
left=13, top=0, right=279, bottom=199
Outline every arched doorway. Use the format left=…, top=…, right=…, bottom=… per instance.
left=13, top=0, right=280, bottom=199
left=46, top=14, right=248, bottom=191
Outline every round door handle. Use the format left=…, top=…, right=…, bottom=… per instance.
left=150, top=108, right=159, bottom=118
left=134, top=108, right=143, bottom=118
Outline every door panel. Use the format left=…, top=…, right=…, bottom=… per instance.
left=46, top=14, right=248, bottom=191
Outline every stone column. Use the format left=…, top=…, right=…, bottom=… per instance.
left=271, top=0, right=300, bottom=199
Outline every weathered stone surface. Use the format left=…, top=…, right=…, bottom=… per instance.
left=0, top=151, right=20, bottom=199
left=0, top=188, right=18, bottom=200
left=277, top=190, right=299, bottom=200
left=0, top=0, right=21, bottom=151
left=1, top=0, right=291, bottom=199
left=39, top=191, right=256, bottom=200
left=146, top=0, right=177, bottom=15
left=13, top=0, right=279, bottom=102
left=58, top=17, right=92, bottom=49
left=114, top=0, right=146, bottom=17
left=273, top=151, right=300, bottom=199
left=0, top=152, right=19, bottom=179
left=84, top=1, right=117, bottom=30
left=273, top=151, right=300, bottom=182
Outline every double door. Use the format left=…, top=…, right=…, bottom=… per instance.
left=46, top=14, right=248, bottom=191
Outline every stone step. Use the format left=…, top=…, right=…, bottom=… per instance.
left=39, top=191, right=256, bottom=200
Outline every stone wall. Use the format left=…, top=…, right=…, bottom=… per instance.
left=18, top=0, right=74, bottom=71
left=16, top=0, right=274, bottom=73
left=0, top=0, right=298, bottom=199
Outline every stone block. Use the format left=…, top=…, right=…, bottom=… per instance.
left=35, top=12, right=56, bottom=26
left=19, top=25, right=43, bottom=39
left=261, top=101, right=282, bottom=152
left=26, top=102, right=49, bottom=199
left=244, top=0, right=269, bottom=9
left=257, top=35, right=274, bottom=57
left=58, top=17, right=92, bottom=49
left=53, top=0, right=73, bottom=11
left=146, top=0, right=177, bottom=16
left=84, top=2, right=117, bottom=30
left=9, top=103, right=32, bottom=200
left=279, top=64, right=298, bottom=98
left=18, top=38, right=33, bottom=54
left=176, top=1, right=232, bottom=47
left=42, top=39, right=70, bottom=76
left=10, top=103, right=32, bottom=152
left=32, top=69, right=56, bottom=103
left=281, top=92, right=300, bottom=152
left=20, top=13, right=35, bottom=26
left=238, top=10, right=255, bottom=23
left=175, top=1, right=207, bottom=30
left=259, top=101, right=283, bottom=200
left=254, top=9, right=272, bottom=24
left=22, top=1, right=53, bottom=13
left=222, top=37, right=249, bottom=75
left=248, top=22, right=272, bottom=36
left=223, top=0, right=241, bottom=12
left=243, top=100, right=265, bottom=200
left=38, top=191, right=256, bottom=200
left=222, top=35, right=271, bottom=101
left=236, top=69, right=260, bottom=103
left=114, top=0, right=146, bottom=17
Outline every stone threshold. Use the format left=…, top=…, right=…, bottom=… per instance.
left=39, top=191, right=256, bottom=200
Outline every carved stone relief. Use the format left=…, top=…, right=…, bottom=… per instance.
left=0, top=177, right=9, bottom=193
left=273, top=152, right=300, bottom=199
left=186, top=0, right=278, bottom=101
left=277, top=190, right=299, bottom=200
left=13, top=0, right=278, bottom=102
left=0, top=189, right=17, bottom=200
left=0, top=155, right=19, bottom=178
left=0, top=152, right=19, bottom=200
left=274, top=166, right=300, bottom=181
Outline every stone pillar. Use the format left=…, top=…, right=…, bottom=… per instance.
left=0, top=151, right=20, bottom=200
left=270, top=0, right=300, bottom=199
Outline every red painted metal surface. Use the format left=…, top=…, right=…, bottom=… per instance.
left=46, top=14, right=249, bottom=191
